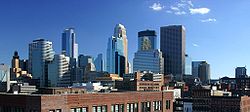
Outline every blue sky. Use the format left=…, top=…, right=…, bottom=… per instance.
left=0, top=0, right=250, bottom=79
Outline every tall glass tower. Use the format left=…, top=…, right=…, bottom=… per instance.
left=62, top=28, right=78, bottom=61
left=160, top=25, right=186, bottom=81
left=28, top=39, right=55, bottom=87
left=106, top=24, right=128, bottom=76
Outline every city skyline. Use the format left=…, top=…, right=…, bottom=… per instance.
left=1, top=1, right=250, bottom=78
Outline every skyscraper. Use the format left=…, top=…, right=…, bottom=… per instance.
left=133, top=30, right=164, bottom=74
left=62, top=28, right=78, bottom=61
left=106, top=24, right=128, bottom=76
left=94, top=53, right=104, bottom=72
left=235, top=67, right=247, bottom=78
left=160, top=25, right=186, bottom=81
left=185, top=54, right=192, bottom=75
left=48, top=54, right=71, bottom=87
left=28, top=39, right=55, bottom=87
left=198, top=61, right=210, bottom=84
left=192, top=61, right=204, bottom=78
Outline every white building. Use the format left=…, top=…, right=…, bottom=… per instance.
left=48, top=54, right=71, bottom=87
left=28, top=39, right=55, bottom=87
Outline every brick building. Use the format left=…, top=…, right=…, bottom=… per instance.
left=0, top=91, right=173, bottom=112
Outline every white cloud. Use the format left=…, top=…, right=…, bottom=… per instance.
left=189, top=8, right=210, bottom=15
left=175, top=11, right=187, bottom=15
left=166, top=10, right=173, bottom=14
left=170, top=6, right=180, bottom=11
left=149, top=3, right=164, bottom=11
left=187, top=1, right=194, bottom=7
left=201, top=18, right=217, bottom=22
left=192, top=43, right=199, bottom=47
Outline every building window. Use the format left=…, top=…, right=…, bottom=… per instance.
left=93, top=105, right=107, bottom=112
left=166, top=100, right=171, bottom=109
left=126, top=103, right=138, bottom=112
left=141, top=102, right=151, bottom=112
left=111, top=104, right=124, bottom=112
left=153, top=101, right=162, bottom=111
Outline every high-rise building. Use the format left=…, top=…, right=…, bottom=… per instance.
left=160, top=25, right=186, bottom=81
left=138, top=30, right=157, bottom=51
left=10, top=51, right=31, bottom=81
left=185, top=54, right=192, bottom=75
left=198, top=61, right=210, bottom=84
left=192, top=61, right=204, bottom=78
left=94, top=54, right=104, bottom=72
left=28, top=39, right=55, bottom=87
left=235, top=67, right=247, bottom=78
left=106, top=24, right=129, bottom=77
left=133, top=30, right=164, bottom=74
left=48, top=54, right=71, bottom=87
left=62, top=28, right=78, bottom=61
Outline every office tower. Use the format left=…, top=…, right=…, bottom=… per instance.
left=62, top=28, right=78, bottom=61
left=198, top=61, right=210, bottom=84
left=48, top=54, right=70, bottom=87
left=20, top=59, right=28, bottom=71
left=185, top=54, right=192, bottom=75
left=10, top=51, right=22, bottom=80
left=235, top=67, right=247, bottom=78
left=192, top=61, right=204, bottom=78
left=78, top=55, right=94, bottom=69
left=28, top=39, right=55, bottom=87
left=160, top=25, right=186, bottom=81
left=138, top=30, right=157, bottom=51
left=106, top=24, right=128, bottom=76
left=94, top=54, right=104, bottom=72
left=133, top=29, right=164, bottom=74
left=0, top=64, right=10, bottom=92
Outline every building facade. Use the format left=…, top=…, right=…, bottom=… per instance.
left=48, top=54, right=71, bottom=87
left=106, top=24, right=129, bottom=77
left=28, top=39, right=55, bottom=87
left=0, top=91, right=173, bottom=112
left=62, top=28, right=78, bottom=61
left=133, top=30, right=164, bottom=74
left=235, top=67, right=247, bottom=78
left=160, top=25, right=186, bottom=81
left=94, top=53, right=104, bottom=72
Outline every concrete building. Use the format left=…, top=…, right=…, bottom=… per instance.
left=0, top=91, right=173, bottom=112
left=48, top=54, right=71, bottom=87
left=235, top=67, right=247, bottom=78
left=160, top=25, right=186, bottom=81
left=116, top=71, right=164, bottom=91
left=28, top=39, right=55, bottom=87
left=106, top=24, right=129, bottom=77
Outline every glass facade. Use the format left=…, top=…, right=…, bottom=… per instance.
left=160, top=25, right=186, bottom=81
left=28, top=39, right=55, bottom=87
left=106, top=24, right=128, bottom=76
left=62, top=28, right=78, bottom=61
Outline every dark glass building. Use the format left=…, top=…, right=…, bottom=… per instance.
left=160, top=25, right=186, bottom=81
left=235, top=67, right=247, bottom=78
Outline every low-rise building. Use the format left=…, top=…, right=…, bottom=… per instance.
left=0, top=91, right=174, bottom=112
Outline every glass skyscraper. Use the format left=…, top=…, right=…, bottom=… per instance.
left=94, top=53, right=104, bottom=72
left=28, top=39, right=55, bottom=87
left=133, top=30, right=164, bottom=74
left=62, top=28, right=78, bottom=61
left=160, top=25, right=186, bottom=81
left=106, top=24, right=128, bottom=77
